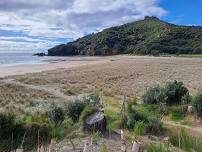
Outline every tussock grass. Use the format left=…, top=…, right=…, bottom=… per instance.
left=169, top=130, right=202, bottom=152
left=0, top=83, right=56, bottom=113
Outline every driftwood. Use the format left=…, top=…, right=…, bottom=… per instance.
left=85, top=112, right=106, bottom=133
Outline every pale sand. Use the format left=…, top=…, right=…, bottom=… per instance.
left=0, top=56, right=113, bottom=78
left=5, top=55, right=202, bottom=97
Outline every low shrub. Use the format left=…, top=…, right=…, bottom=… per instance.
left=127, top=111, right=145, bottom=129
left=164, top=81, right=189, bottom=105
left=181, top=93, right=192, bottom=105
left=146, top=117, right=163, bottom=135
left=133, top=121, right=146, bottom=135
left=24, top=122, right=52, bottom=149
left=192, top=93, right=202, bottom=117
left=0, top=113, right=25, bottom=150
left=90, top=131, right=102, bottom=144
left=170, top=107, right=184, bottom=121
left=65, top=94, right=101, bottom=122
left=0, top=113, right=24, bottom=139
left=142, top=85, right=167, bottom=104
left=47, top=105, right=65, bottom=127
left=0, top=113, right=52, bottom=151
left=142, top=81, right=189, bottom=105
left=65, top=100, right=87, bottom=122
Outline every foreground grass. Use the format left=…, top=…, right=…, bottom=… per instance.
left=0, top=83, right=56, bottom=113
left=169, top=130, right=202, bottom=152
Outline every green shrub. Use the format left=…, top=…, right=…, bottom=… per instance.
left=0, top=113, right=52, bottom=151
left=47, top=105, right=65, bottom=127
left=142, top=86, right=167, bottom=104
left=90, top=131, right=102, bottom=144
left=127, top=112, right=145, bottom=129
left=24, top=122, right=52, bottom=149
left=0, top=113, right=25, bottom=150
left=192, top=93, right=202, bottom=117
left=142, top=81, right=189, bottom=105
left=181, top=93, right=192, bottom=105
left=65, top=99, right=88, bottom=122
left=164, top=80, right=189, bottom=105
left=64, top=94, right=101, bottom=123
left=146, top=117, right=163, bottom=135
left=105, top=110, right=122, bottom=131
left=170, top=107, right=184, bottom=121
left=0, top=113, right=24, bottom=138
left=133, top=121, right=146, bottom=135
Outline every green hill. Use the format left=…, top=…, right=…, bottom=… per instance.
left=48, top=16, right=202, bottom=56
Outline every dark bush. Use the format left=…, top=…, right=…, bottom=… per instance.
left=192, top=93, right=202, bottom=117
left=164, top=80, right=189, bottom=105
left=65, top=95, right=101, bottom=122
left=48, top=105, right=65, bottom=126
left=23, top=122, right=52, bottom=150
left=127, top=111, right=146, bottom=129
left=0, top=113, right=24, bottom=139
left=65, top=99, right=89, bottom=122
left=146, top=117, right=163, bottom=135
left=126, top=101, right=147, bottom=129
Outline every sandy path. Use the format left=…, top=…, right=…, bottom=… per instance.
left=164, top=121, right=202, bottom=137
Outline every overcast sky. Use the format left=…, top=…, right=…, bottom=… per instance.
left=0, top=0, right=201, bottom=52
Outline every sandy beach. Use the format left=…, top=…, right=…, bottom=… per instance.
left=0, top=56, right=113, bottom=78
left=0, top=55, right=202, bottom=114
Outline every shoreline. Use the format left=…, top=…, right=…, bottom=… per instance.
left=0, top=56, right=113, bottom=78
left=1, top=55, right=202, bottom=78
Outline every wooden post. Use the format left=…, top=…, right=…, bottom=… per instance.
left=16, top=149, right=23, bottom=152
left=83, top=141, right=90, bottom=152
left=48, top=139, right=56, bottom=152
left=39, top=145, right=45, bottom=152
left=121, top=130, right=127, bottom=152
left=37, top=130, right=40, bottom=152
left=131, top=141, right=140, bottom=152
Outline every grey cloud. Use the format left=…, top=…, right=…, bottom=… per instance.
left=0, top=0, right=73, bottom=11
left=0, top=0, right=166, bottom=51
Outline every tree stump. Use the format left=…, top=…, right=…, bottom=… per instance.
left=84, top=112, right=106, bottom=133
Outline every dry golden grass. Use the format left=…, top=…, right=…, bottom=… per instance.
left=13, top=56, right=202, bottom=98
left=0, top=82, right=56, bottom=113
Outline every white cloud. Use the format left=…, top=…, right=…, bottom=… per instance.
left=0, top=0, right=166, bottom=52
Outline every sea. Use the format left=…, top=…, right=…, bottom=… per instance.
left=0, top=52, right=50, bottom=66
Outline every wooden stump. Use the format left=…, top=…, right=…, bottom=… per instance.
left=84, top=111, right=106, bottom=133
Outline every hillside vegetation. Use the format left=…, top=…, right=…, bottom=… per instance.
left=48, top=16, right=202, bottom=56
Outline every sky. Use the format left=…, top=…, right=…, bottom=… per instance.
left=0, top=0, right=201, bottom=53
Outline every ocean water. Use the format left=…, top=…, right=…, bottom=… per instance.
left=0, top=53, right=47, bottom=66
